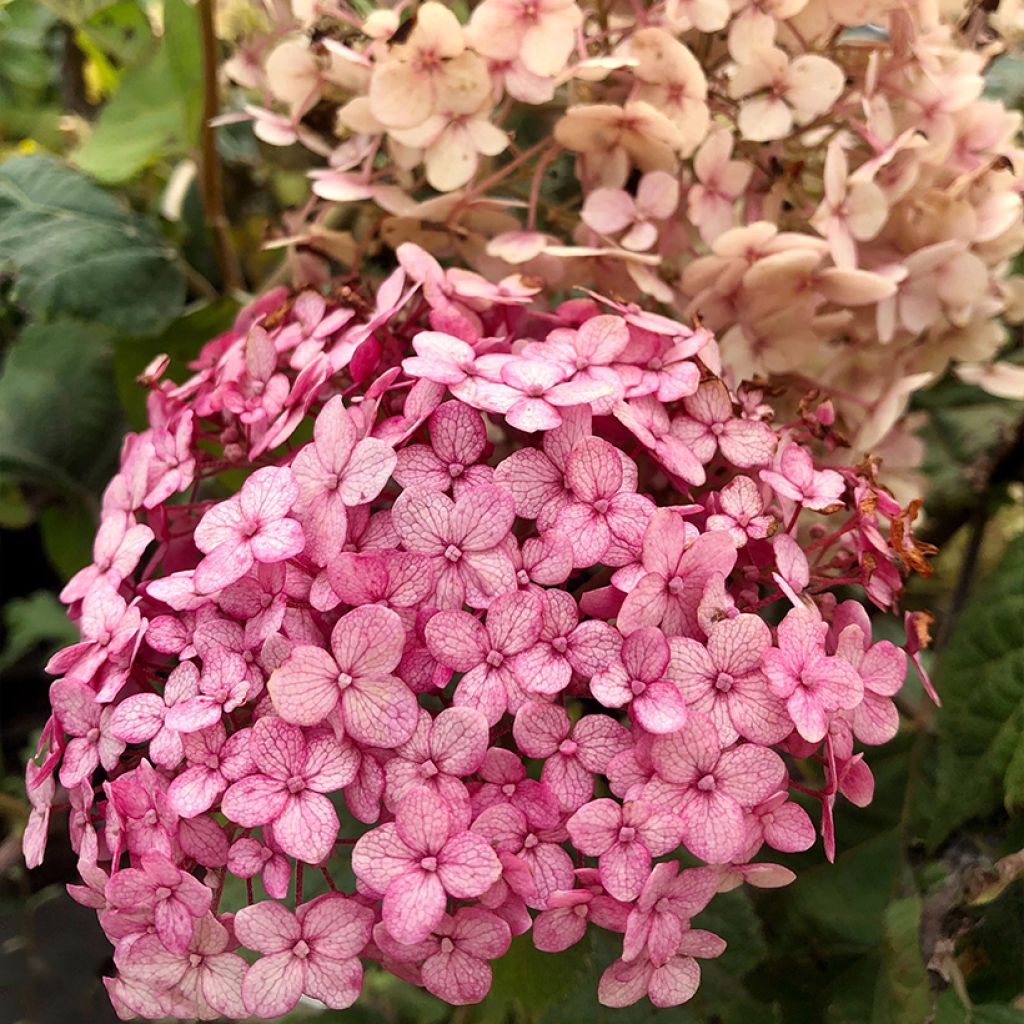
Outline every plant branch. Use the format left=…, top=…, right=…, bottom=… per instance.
left=197, top=0, right=244, bottom=293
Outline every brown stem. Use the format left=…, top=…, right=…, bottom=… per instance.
left=197, top=0, right=244, bottom=293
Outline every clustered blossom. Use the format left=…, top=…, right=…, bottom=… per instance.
left=216, top=0, right=1024, bottom=501
left=26, top=257, right=938, bottom=1016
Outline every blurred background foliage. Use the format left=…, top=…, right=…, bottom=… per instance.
left=0, top=2, right=1022, bottom=1022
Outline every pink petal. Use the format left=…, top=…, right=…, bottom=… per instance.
left=351, top=822, right=416, bottom=893
left=303, top=955, right=364, bottom=1010
left=241, top=952, right=304, bottom=1018
left=649, top=955, right=701, bottom=1008
left=438, top=831, right=502, bottom=898
left=221, top=776, right=288, bottom=827
left=300, top=893, right=374, bottom=960
left=342, top=675, right=419, bottom=749
left=451, top=486, right=516, bottom=551
left=268, top=645, right=340, bottom=726
left=632, top=680, right=689, bottom=734
left=432, top=706, right=490, bottom=775
left=274, top=791, right=339, bottom=863
left=426, top=611, right=489, bottom=671
left=384, top=869, right=447, bottom=944
left=681, top=789, right=744, bottom=863
left=566, top=437, right=623, bottom=503
left=566, top=798, right=621, bottom=856
left=600, top=840, right=650, bottom=902
left=234, top=900, right=301, bottom=954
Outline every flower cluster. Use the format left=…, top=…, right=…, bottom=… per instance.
left=217, top=0, right=1024, bottom=497
left=27, top=254, right=936, bottom=1017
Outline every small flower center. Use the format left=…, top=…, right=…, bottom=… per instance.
left=575, top=356, right=589, bottom=370
left=649, top=357, right=663, bottom=371
left=260, top=593, right=272, bottom=608
left=440, top=937, right=455, bottom=953
left=618, top=826, right=636, bottom=843
left=143, top=810, right=158, bottom=826
left=325, top=473, right=340, bottom=492
left=697, top=774, right=717, bottom=792
left=260, top=848, right=273, bottom=863
left=337, top=671, right=354, bottom=690
left=593, top=498, right=610, bottom=515
left=523, top=834, right=539, bottom=850
left=286, top=775, right=305, bottom=794
left=656, top=897, right=671, bottom=913
left=551, top=636, right=568, bottom=654
left=630, top=679, right=647, bottom=696
left=762, top=813, right=775, bottom=826
left=486, top=650, right=504, bottom=668
left=188, top=953, right=203, bottom=968
left=501, top=782, right=517, bottom=797
left=558, top=739, right=578, bottom=756
left=292, top=939, right=310, bottom=959
left=574, top=904, right=588, bottom=917
left=710, top=422, right=725, bottom=436
left=86, top=727, right=101, bottom=744
left=715, top=672, right=734, bottom=692
left=517, top=569, right=531, bottom=586
left=420, top=760, right=439, bottom=778
left=444, top=544, right=462, bottom=563
left=667, top=575, right=684, bottom=595
left=419, top=856, right=438, bottom=872
left=155, top=887, right=172, bottom=901
left=448, top=462, right=464, bottom=478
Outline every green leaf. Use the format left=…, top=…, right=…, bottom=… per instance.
left=37, top=0, right=116, bottom=25
left=483, top=931, right=595, bottom=1019
left=0, top=591, right=78, bottom=672
left=0, top=155, right=185, bottom=333
left=929, top=536, right=1024, bottom=846
left=39, top=501, right=97, bottom=579
left=914, top=378, right=1024, bottom=526
left=73, top=0, right=201, bottom=180
left=985, top=54, right=1024, bottom=107
left=784, top=830, right=903, bottom=949
left=870, top=898, right=930, bottom=1024
left=79, top=0, right=154, bottom=64
left=162, top=0, right=202, bottom=141
left=113, top=297, right=239, bottom=428
left=0, top=318, right=122, bottom=492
